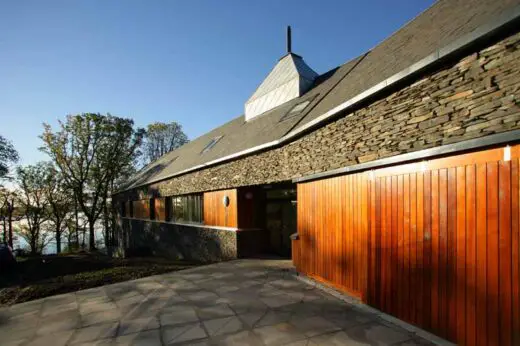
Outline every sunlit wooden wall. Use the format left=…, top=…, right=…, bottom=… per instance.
left=132, top=200, right=150, bottom=219
left=293, top=144, right=520, bottom=345
left=296, top=174, right=369, bottom=298
left=154, top=197, right=167, bottom=221
left=203, top=189, right=238, bottom=228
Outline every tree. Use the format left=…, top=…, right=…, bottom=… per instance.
left=0, top=188, right=18, bottom=247
left=0, top=135, right=19, bottom=180
left=142, top=121, right=188, bottom=164
left=16, top=163, right=50, bottom=255
left=41, top=113, right=144, bottom=251
left=42, top=163, right=73, bottom=254
left=15, top=224, right=52, bottom=255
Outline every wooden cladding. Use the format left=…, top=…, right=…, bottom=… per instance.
left=132, top=200, right=150, bottom=219
left=154, top=198, right=167, bottom=222
left=297, top=175, right=369, bottom=298
left=293, top=144, right=520, bottom=345
left=124, top=201, right=132, bottom=218
left=203, top=189, right=237, bottom=228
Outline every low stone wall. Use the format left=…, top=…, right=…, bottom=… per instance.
left=117, top=218, right=268, bottom=262
left=120, top=218, right=237, bottom=262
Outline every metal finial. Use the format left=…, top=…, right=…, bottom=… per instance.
left=286, top=26, right=292, bottom=54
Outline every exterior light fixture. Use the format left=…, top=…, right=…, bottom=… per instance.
left=504, top=145, right=511, bottom=161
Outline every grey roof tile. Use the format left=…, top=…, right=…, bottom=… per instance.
left=122, top=0, right=520, bottom=191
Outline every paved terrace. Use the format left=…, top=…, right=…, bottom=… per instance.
left=1, top=259, right=436, bottom=346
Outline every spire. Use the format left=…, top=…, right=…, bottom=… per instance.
left=286, top=26, right=292, bottom=54
left=244, top=26, right=317, bottom=121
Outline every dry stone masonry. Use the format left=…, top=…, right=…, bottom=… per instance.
left=118, top=30, right=520, bottom=201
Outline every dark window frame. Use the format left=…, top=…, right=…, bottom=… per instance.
left=149, top=198, right=155, bottom=220
left=165, top=196, right=172, bottom=222
left=170, top=193, right=204, bottom=224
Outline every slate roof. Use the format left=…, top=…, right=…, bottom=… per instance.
left=122, top=0, right=520, bottom=191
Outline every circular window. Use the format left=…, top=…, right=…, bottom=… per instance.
left=222, top=195, right=230, bottom=207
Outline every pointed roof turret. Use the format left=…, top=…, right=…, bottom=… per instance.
left=245, top=26, right=318, bottom=121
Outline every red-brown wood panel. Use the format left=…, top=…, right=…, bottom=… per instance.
left=293, top=144, right=520, bottom=345
left=416, top=172, right=425, bottom=328
left=410, top=173, right=417, bottom=324
left=499, top=160, right=512, bottom=346
left=431, top=169, right=440, bottom=334
left=295, top=173, right=369, bottom=298
left=512, top=159, right=520, bottom=346
left=423, top=170, right=432, bottom=331
left=447, top=167, right=457, bottom=341
left=203, top=189, right=237, bottom=227
left=387, top=176, right=394, bottom=314
left=132, top=199, right=150, bottom=219
left=397, top=175, right=404, bottom=320
left=476, top=163, right=488, bottom=346
left=456, top=166, right=467, bottom=345
left=466, top=164, right=477, bottom=346
left=391, top=175, right=398, bottom=316
left=487, top=162, right=500, bottom=346
left=154, top=198, right=167, bottom=221
left=439, top=168, right=448, bottom=338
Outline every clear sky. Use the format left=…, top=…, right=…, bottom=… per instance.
left=0, top=0, right=434, bottom=166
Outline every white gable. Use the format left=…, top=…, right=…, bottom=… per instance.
left=245, top=53, right=317, bottom=121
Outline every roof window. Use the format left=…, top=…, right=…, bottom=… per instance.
left=280, top=100, right=311, bottom=122
left=201, top=136, right=223, bottom=154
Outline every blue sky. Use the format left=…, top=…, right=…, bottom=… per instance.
left=0, top=0, right=434, bottom=166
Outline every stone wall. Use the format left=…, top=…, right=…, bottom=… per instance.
left=120, top=218, right=237, bottom=262
left=118, top=218, right=268, bottom=262
left=117, top=30, right=520, bottom=200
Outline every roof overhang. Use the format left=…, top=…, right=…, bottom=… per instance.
left=116, top=5, right=520, bottom=195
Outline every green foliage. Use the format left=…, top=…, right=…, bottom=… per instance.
left=0, top=187, right=18, bottom=245
left=16, top=162, right=52, bottom=254
left=143, top=121, right=188, bottom=164
left=0, top=135, right=19, bottom=180
left=40, top=162, right=73, bottom=254
left=40, top=113, right=144, bottom=250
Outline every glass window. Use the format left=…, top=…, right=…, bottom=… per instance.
left=170, top=194, right=203, bottom=224
left=172, top=197, right=184, bottom=222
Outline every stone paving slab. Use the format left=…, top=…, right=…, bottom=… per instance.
left=0, top=259, right=442, bottom=345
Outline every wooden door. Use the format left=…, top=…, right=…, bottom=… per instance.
left=296, top=174, right=369, bottom=298
left=294, top=144, right=520, bottom=345
left=366, top=149, right=520, bottom=345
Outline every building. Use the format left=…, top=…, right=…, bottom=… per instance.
left=114, top=0, right=520, bottom=344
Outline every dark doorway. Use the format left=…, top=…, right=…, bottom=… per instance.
left=264, top=184, right=297, bottom=258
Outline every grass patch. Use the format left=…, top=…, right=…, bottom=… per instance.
left=0, top=253, right=197, bottom=306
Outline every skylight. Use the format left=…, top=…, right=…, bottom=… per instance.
left=290, top=100, right=310, bottom=114
left=280, top=100, right=311, bottom=122
left=201, top=136, right=223, bottom=154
